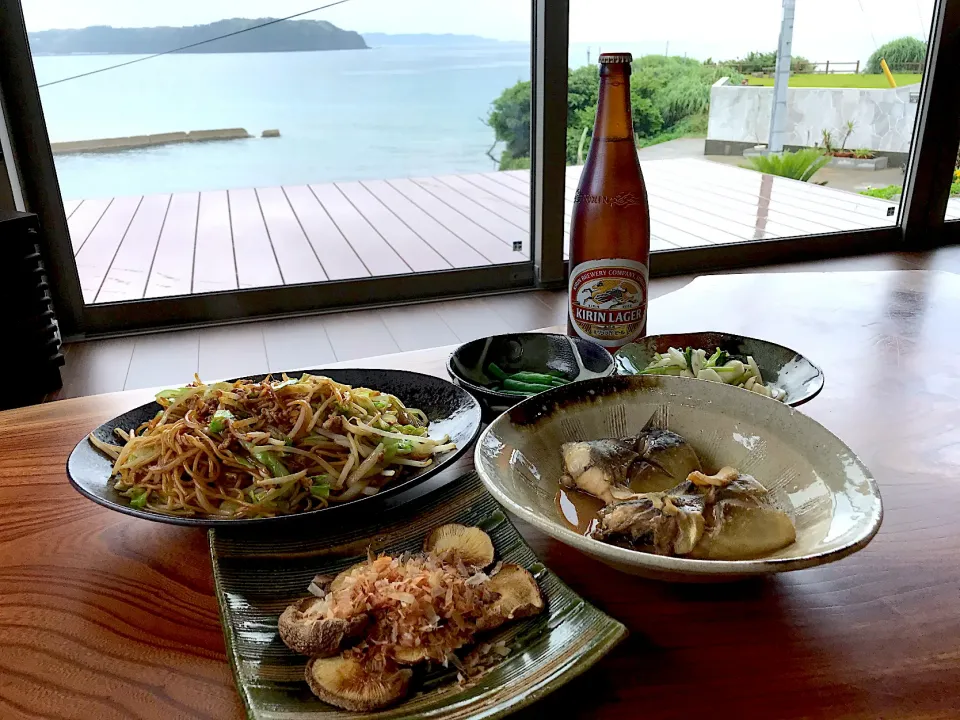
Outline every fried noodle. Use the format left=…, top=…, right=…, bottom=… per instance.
left=88, top=374, right=454, bottom=518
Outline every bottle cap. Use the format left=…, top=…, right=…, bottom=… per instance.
left=599, top=52, right=633, bottom=64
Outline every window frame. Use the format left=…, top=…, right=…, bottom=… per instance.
left=946, top=220, right=960, bottom=243
left=0, top=2, right=85, bottom=337
left=899, top=0, right=960, bottom=247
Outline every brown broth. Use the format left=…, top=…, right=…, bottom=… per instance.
left=555, top=488, right=605, bottom=535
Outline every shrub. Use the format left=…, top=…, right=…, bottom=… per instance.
left=487, top=55, right=743, bottom=169
left=569, top=56, right=740, bottom=163
left=853, top=148, right=874, bottom=159
left=486, top=80, right=531, bottom=164
left=820, top=129, right=834, bottom=153
left=859, top=184, right=902, bottom=200
left=655, top=74, right=710, bottom=127
left=565, top=71, right=665, bottom=164
left=737, top=50, right=776, bottom=73
left=742, top=149, right=830, bottom=182
left=791, top=56, right=815, bottom=74
left=867, top=37, right=926, bottom=73
left=720, top=50, right=813, bottom=73
left=861, top=181, right=957, bottom=199
left=840, top=120, right=856, bottom=151
left=498, top=154, right=531, bottom=171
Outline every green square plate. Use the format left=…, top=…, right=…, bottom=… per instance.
left=210, top=472, right=627, bottom=719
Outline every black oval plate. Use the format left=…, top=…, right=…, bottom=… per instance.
left=66, top=369, right=482, bottom=527
left=615, top=331, right=824, bottom=407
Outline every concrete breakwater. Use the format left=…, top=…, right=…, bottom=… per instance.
left=51, top=128, right=279, bottom=155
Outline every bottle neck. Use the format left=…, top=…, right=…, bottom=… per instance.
left=593, top=65, right=633, bottom=141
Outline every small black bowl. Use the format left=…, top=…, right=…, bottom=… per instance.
left=447, top=333, right=615, bottom=419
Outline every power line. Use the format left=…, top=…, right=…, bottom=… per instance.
left=915, top=0, right=929, bottom=38
left=854, top=0, right=881, bottom=52
left=38, top=0, right=355, bottom=89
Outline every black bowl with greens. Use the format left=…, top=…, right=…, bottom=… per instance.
left=447, top=333, right=615, bottom=419
left=615, top=331, right=824, bottom=407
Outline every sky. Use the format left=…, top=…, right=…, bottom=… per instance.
left=21, top=0, right=936, bottom=64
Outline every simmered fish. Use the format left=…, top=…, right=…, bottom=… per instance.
left=634, top=429, right=702, bottom=486
left=690, top=500, right=797, bottom=560
left=590, top=465, right=795, bottom=560
left=558, top=429, right=798, bottom=561
left=559, top=438, right=639, bottom=504
left=560, top=430, right=702, bottom=502
left=595, top=492, right=706, bottom=555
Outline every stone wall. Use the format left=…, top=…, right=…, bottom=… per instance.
left=706, top=78, right=919, bottom=161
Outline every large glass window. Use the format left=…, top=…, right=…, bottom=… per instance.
left=8, top=1, right=960, bottom=336
left=555, top=0, right=935, bottom=253
left=22, top=1, right=531, bottom=306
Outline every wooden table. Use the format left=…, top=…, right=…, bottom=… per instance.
left=2, top=271, right=959, bottom=719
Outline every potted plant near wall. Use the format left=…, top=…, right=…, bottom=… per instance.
left=818, top=123, right=888, bottom=170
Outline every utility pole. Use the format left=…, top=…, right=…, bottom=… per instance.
left=767, top=0, right=795, bottom=153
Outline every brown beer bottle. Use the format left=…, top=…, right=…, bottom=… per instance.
left=567, top=53, right=651, bottom=350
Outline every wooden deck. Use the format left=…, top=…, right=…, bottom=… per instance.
left=62, top=158, right=901, bottom=304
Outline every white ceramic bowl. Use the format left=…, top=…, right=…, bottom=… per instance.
left=475, top=375, right=882, bottom=581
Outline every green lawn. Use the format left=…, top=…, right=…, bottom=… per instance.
left=745, top=73, right=922, bottom=88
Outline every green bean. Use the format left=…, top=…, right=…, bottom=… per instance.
left=503, top=378, right=555, bottom=393
left=509, top=371, right=569, bottom=385
left=487, top=362, right=510, bottom=381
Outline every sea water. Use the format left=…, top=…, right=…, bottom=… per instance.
left=34, top=41, right=666, bottom=199
left=34, top=44, right=531, bottom=199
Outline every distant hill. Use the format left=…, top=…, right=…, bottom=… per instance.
left=362, top=33, right=499, bottom=46
left=28, top=18, right=368, bottom=55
